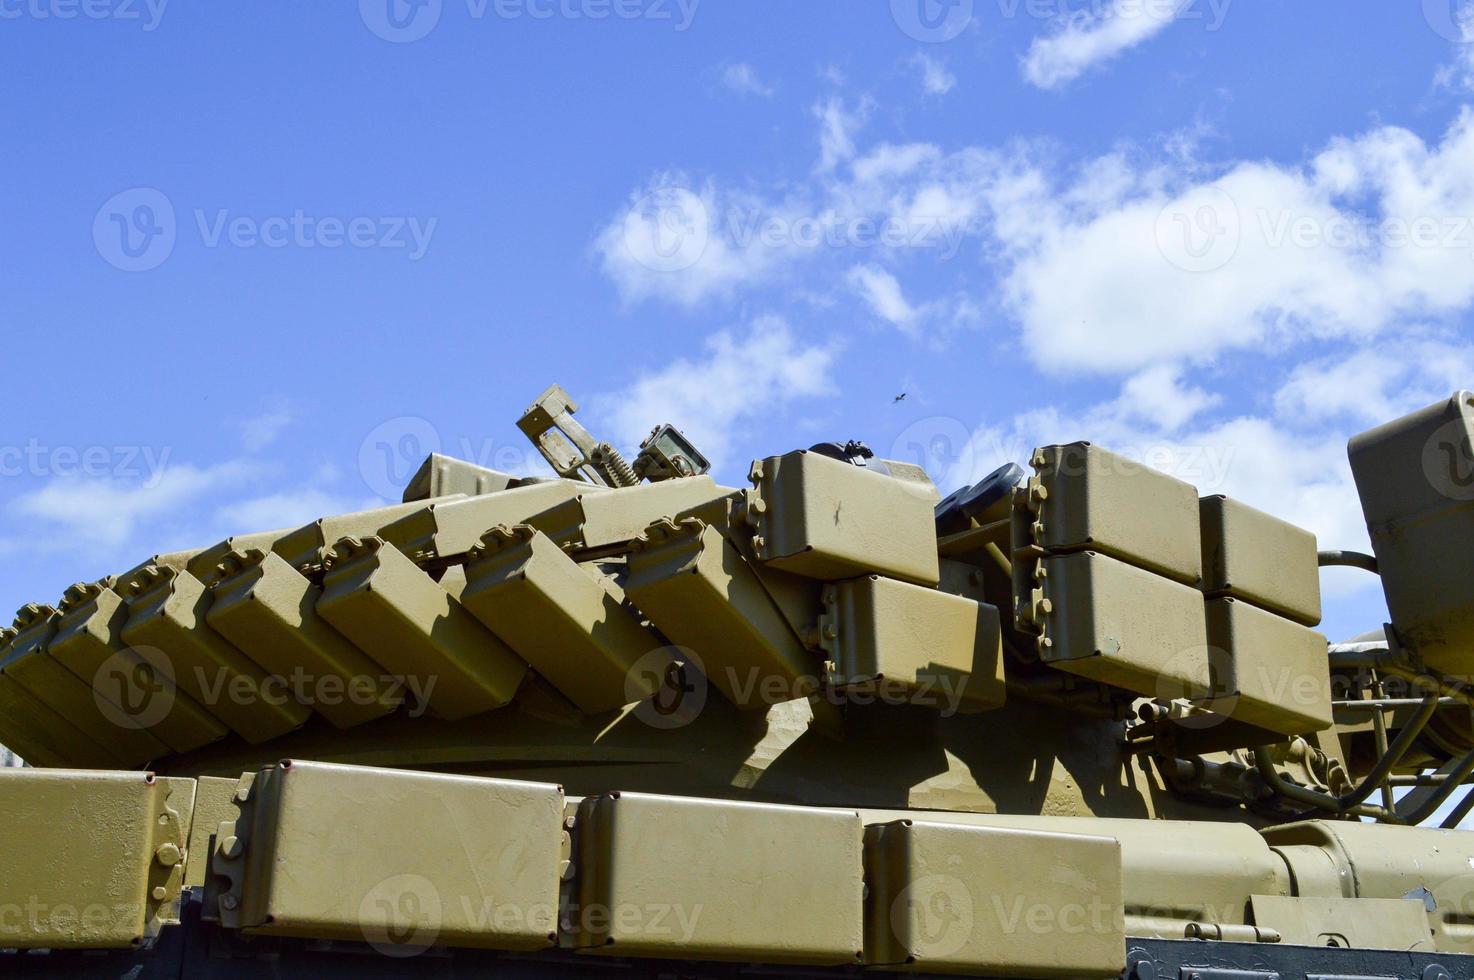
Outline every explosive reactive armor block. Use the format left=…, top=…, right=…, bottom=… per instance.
left=317, top=536, right=527, bottom=720
left=1025, top=443, right=1202, bottom=586
left=0, top=769, right=186, bottom=949
left=1203, top=597, right=1331, bottom=736
left=747, top=450, right=941, bottom=586
left=864, top=820, right=1125, bottom=978
left=1034, top=551, right=1211, bottom=700
left=1349, top=391, right=1474, bottom=673
left=819, top=575, right=1006, bottom=714
left=212, top=761, right=565, bottom=951
left=571, top=792, right=865, bottom=964
left=459, top=525, right=670, bottom=714
left=2, top=604, right=167, bottom=766
left=206, top=550, right=401, bottom=729
left=51, top=581, right=228, bottom=754
left=626, top=517, right=818, bottom=708
left=1199, top=494, right=1322, bottom=627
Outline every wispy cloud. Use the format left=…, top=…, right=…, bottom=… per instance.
left=721, top=62, right=775, bottom=97
left=848, top=264, right=922, bottom=334
left=911, top=53, right=956, bottom=96
left=240, top=399, right=296, bottom=452
left=9, top=460, right=265, bottom=549
left=590, top=316, right=836, bottom=469
left=1022, top=0, right=1188, bottom=90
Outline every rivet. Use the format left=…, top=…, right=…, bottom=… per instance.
left=220, top=894, right=239, bottom=911
left=151, top=886, right=168, bottom=902
left=155, top=843, right=182, bottom=867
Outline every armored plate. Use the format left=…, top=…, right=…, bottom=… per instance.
left=206, top=550, right=400, bottom=729
left=626, top=518, right=819, bottom=708
left=748, top=450, right=940, bottom=586
left=317, top=536, right=527, bottom=720
left=402, top=453, right=518, bottom=502
left=0, top=769, right=185, bottom=949
left=820, top=575, right=1005, bottom=714
left=1249, top=895, right=1434, bottom=951
left=1200, top=495, right=1321, bottom=626
left=50, top=582, right=229, bottom=754
left=1036, top=551, right=1211, bottom=700
left=459, top=526, right=669, bottom=714
left=214, top=761, right=564, bottom=950
left=525, top=477, right=731, bottom=552
left=1204, top=597, right=1331, bottom=736
left=379, top=481, right=588, bottom=560
left=865, top=819, right=1125, bottom=977
left=1028, top=443, right=1202, bottom=586
left=572, top=792, right=865, bottom=964
left=121, top=566, right=311, bottom=744
left=272, top=498, right=465, bottom=573
left=4, top=605, right=166, bottom=765
left=1349, top=391, right=1474, bottom=672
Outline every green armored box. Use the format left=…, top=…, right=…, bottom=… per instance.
left=1200, top=495, right=1321, bottom=626
left=819, top=575, right=1005, bottom=714
left=1349, top=391, right=1474, bottom=673
left=1036, top=550, right=1211, bottom=700
left=748, top=450, right=940, bottom=586
left=1027, top=443, right=1202, bottom=586
left=1203, top=597, right=1331, bottom=736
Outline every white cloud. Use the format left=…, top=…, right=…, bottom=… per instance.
left=589, top=317, right=836, bottom=469
left=1022, top=0, right=1188, bottom=90
left=721, top=62, right=775, bottom=97
left=993, top=111, right=1474, bottom=374
left=214, top=488, right=363, bottom=533
left=240, top=399, right=295, bottom=452
left=848, top=265, right=921, bottom=334
left=598, top=91, right=1474, bottom=379
left=911, top=53, right=956, bottom=96
left=9, top=461, right=263, bottom=549
left=814, top=96, right=869, bottom=173
left=1435, top=3, right=1474, bottom=92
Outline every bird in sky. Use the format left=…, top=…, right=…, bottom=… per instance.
left=893, top=393, right=907, bottom=403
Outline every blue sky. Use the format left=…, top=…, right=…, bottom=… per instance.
left=2, top=0, right=1474, bottom=651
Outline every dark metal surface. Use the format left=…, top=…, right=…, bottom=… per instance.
left=8, top=903, right=1474, bottom=980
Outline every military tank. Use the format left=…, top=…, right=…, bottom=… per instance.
left=6, top=384, right=1474, bottom=979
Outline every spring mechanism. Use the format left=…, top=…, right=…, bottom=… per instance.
left=591, top=442, right=640, bottom=487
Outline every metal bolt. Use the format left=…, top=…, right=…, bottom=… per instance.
left=151, top=886, right=168, bottom=902
left=221, top=836, right=243, bottom=860
left=155, top=843, right=182, bottom=867
left=220, top=894, right=239, bottom=911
